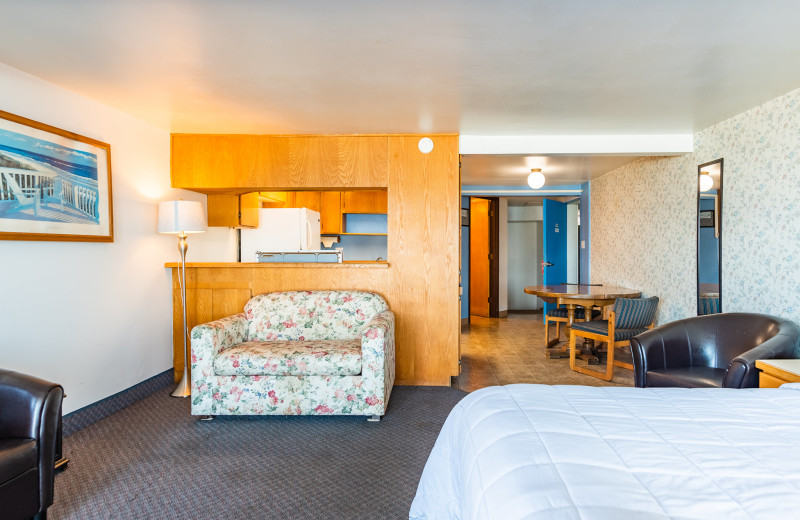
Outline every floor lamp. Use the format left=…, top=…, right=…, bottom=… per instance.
left=158, top=200, right=207, bottom=398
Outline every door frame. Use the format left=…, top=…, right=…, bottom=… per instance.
left=487, top=197, right=500, bottom=318
left=468, top=196, right=500, bottom=318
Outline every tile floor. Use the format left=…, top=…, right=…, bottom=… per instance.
left=456, top=313, right=635, bottom=392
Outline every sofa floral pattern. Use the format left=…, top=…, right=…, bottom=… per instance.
left=213, top=339, right=362, bottom=376
left=190, top=291, right=395, bottom=417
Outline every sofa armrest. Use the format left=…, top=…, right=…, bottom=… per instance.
left=630, top=327, right=673, bottom=388
left=0, top=369, right=63, bottom=510
left=190, top=313, right=248, bottom=380
left=725, top=332, right=799, bottom=388
left=361, top=310, right=395, bottom=410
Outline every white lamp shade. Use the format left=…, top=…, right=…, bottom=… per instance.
left=158, top=200, right=207, bottom=234
left=699, top=173, right=714, bottom=192
left=527, top=170, right=545, bottom=189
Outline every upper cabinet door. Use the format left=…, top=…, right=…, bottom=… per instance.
left=319, top=191, right=342, bottom=234
left=171, top=135, right=389, bottom=190
left=171, top=135, right=260, bottom=189
left=207, top=193, right=259, bottom=228
left=341, top=190, right=388, bottom=214
left=293, top=191, right=322, bottom=213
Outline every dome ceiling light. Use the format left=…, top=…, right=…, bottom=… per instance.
left=527, top=168, right=545, bottom=189
left=699, top=171, right=714, bottom=192
left=418, top=137, right=434, bottom=154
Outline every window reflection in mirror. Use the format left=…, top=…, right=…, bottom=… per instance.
left=697, top=159, right=722, bottom=315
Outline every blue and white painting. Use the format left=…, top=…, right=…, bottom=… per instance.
left=0, top=113, right=111, bottom=240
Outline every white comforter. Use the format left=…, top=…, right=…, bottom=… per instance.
left=410, top=384, right=800, bottom=520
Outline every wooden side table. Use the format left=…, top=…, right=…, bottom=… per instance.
left=755, top=359, right=800, bottom=388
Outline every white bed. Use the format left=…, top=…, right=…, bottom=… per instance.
left=410, top=384, right=800, bottom=520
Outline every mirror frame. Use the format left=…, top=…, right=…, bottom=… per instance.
left=697, top=158, right=723, bottom=315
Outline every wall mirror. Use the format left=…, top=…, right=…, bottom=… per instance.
left=697, top=159, right=722, bottom=315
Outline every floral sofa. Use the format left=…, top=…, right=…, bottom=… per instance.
left=190, top=290, right=395, bottom=419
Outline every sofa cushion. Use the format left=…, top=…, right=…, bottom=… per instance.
left=245, top=291, right=388, bottom=341
left=213, top=340, right=362, bottom=376
left=646, top=366, right=726, bottom=388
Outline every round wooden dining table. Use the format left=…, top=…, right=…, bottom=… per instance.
left=524, top=284, right=642, bottom=359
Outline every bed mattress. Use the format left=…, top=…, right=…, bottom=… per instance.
left=410, top=384, right=800, bottom=519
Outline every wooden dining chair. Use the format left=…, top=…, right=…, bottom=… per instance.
left=544, top=305, right=601, bottom=347
left=568, top=296, right=659, bottom=381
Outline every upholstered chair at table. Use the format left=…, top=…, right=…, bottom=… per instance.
left=698, top=296, right=721, bottom=315
left=0, top=369, right=64, bottom=520
left=630, top=313, right=800, bottom=388
left=569, top=296, right=659, bottom=381
left=544, top=305, right=601, bottom=347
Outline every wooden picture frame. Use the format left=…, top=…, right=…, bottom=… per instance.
left=699, top=209, right=715, bottom=228
left=0, top=109, right=113, bottom=242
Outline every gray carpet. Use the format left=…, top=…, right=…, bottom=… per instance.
left=52, top=385, right=466, bottom=520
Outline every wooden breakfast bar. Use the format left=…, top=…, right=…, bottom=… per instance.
left=166, top=261, right=390, bottom=382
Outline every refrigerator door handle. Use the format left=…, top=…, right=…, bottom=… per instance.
left=306, top=219, right=312, bottom=250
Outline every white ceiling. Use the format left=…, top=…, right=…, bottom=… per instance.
left=461, top=154, right=641, bottom=186
left=1, top=0, right=800, bottom=136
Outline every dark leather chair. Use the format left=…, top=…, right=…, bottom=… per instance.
left=0, top=369, right=63, bottom=520
left=631, top=313, right=800, bottom=388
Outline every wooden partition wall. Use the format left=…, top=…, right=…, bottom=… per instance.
left=169, top=134, right=460, bottom=386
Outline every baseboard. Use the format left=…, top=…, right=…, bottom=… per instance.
left=509, top=309, right=544, bottom=314
left=498, top=310, right=508, bottom=318
left=62, top=369, right=173, bottom=437
left=461, top=317, right=469, bottom=326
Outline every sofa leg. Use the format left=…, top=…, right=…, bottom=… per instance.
left=367, top=415, right=380, bottom=422
left=199, top=415, right=214, bottom=421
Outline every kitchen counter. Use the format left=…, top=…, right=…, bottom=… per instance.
left=165, top=262, right=389, bottom=268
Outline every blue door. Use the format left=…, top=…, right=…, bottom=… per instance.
left=542, top=199, right=568, bottom=318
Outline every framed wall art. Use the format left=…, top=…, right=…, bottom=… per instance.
left=0, top=109, right=113, bottom=242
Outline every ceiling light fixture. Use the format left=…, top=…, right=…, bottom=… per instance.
left=527, top=168, right=545, bottom=189
left=699, top=171, right=713, bottom=192
left=418, top=137, right=434, bottom=154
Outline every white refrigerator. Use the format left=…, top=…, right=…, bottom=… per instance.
left=240, top=208, right=321, bottom=262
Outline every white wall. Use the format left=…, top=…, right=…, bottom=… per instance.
left=0, top=63, right=236, bottom=413
left=498, top=198, right=508, bottom=313
left=592, top=87, right=800, bottom=326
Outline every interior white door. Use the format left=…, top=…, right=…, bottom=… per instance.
left=508, top=220, right=543, bottom=310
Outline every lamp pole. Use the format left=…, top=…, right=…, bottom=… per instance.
left=172, top=232, right=191, bottom=398
left=158, top=199, right=206, bottom=398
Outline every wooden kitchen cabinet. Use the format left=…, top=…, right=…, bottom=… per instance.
left=341, top=190, right=388, bottom=214
left=259, top=191, right=290, bottom=207
left=207, top=192, right=259, bottom=228
left=320, top=191, right=342, bottom=234
left=171, top=135, right=389, bottom=190
left=293, top=191, right=322, bottom=213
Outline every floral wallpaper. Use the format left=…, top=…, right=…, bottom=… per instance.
left=592, top=88, right=800, bottom=326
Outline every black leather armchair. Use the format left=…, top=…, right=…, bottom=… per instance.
left=630, top=313, right=800, bottom=388
left=0, top=369, right=63, bottom=520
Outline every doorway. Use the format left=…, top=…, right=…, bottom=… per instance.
left=469, top=197, right=499, bottom=318
left=507, top=209, right=543, bottom=311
